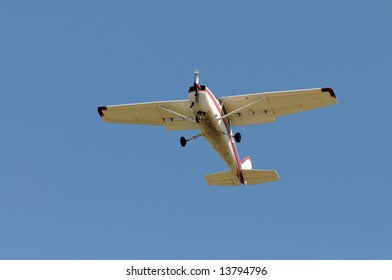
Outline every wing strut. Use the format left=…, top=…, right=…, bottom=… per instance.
left=217, top=97, right=267, bottom=120
left=159, top=106, right=195, bottom=123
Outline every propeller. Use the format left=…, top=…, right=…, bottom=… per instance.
left=194, top=70, right=200, bottom=102
left=194, top=69, right=199, bottom=84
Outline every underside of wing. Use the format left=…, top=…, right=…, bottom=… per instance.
left=220, top=88, right=337, bottom=126
left=97, top=100, right=198, bottom=131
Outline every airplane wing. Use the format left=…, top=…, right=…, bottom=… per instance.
left=97, top=100, right=198, bottom=130
left=220, top=88, right=337, bottom=126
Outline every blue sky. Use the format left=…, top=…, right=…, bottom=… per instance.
left=1, top=0, right=391, bottom=259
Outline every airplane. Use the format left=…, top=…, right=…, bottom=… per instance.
left=97, top=70, right=338, bottom=186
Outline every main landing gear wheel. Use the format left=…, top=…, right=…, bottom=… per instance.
left=234, top=132, right=241, bottom=143
left=180, top=133, right=202, bottom=147
left=195, top=111, right=205, bottom=123
left=180, top=137, right=187, bottom=147
left=195, top=112, right=202, bottom=123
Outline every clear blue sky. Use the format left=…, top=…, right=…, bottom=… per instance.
left=1, top=0, right=391, bottom=260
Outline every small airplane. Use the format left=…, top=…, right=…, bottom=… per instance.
left=98, top=71, right=337, bottom=186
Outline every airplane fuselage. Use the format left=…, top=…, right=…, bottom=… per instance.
left=188, top=84, right=245, bottom=184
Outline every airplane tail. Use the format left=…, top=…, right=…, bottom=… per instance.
left=205, top=156, right=279, bottom=186
left=205, top=169, right=279, bottom=186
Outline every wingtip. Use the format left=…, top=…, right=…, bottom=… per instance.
left=97, top=106, right=107, bottom=118
left=321, top=87, right=336, bottom=99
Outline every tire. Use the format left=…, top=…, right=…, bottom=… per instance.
left=234, top=132, right=241, bottom=143
left=180, top=137, right=187, bottom=147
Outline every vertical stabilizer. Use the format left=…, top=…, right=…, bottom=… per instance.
left=241, top=156, right=253, bottom=170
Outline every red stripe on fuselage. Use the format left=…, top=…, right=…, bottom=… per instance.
left=203, top=87, right=244, bottom=183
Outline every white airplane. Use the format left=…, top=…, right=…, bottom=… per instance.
left=98, top=71, right=338, bottom=186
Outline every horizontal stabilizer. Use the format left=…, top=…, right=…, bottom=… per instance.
left=205, top=169, right=279, bottom=186
left=242, top=169, right=279, bottom=185
left=205, top=171, right=242, bottom=186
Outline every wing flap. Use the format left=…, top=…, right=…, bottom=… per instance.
left=98, top=100, right=198, bottom=131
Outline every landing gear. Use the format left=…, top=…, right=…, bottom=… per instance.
left=180, top=134, right=202, bottom=147
left=195, top=111, right=205, bottom=123
left=234, top=132, right=241, bottom=143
